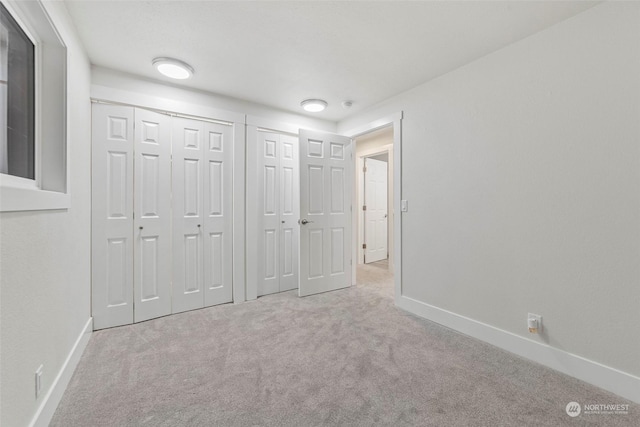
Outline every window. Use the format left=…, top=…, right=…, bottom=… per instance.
left=0, top=2, right=36, bottom=180
left=0, top=0, right=68, bottom=212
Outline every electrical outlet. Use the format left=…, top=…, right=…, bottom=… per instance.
left=528, top=313, right=542, bottom=334
left=35, top=365, right=43, bottom=398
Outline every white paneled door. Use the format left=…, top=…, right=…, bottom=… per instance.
left=93, top=105, right=235, bottom=330
left=298, top=129, right=353, bottom=297
left=279, top=134, right=299, bottom=292
left=172, top=118, right=205, bottom=313
left=92, top=104, right=134, bottom=329
left=248, top=128, right=299, bottom=297
left=172, top=117, right=233, bottom=313
left=133, top=108, right=172, bottom=323
left=203, top=121, right=233, bottom=307
left=364, top=157, right=388, bottom=263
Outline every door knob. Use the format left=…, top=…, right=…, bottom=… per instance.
left=299, top=219, right=314, bottom=225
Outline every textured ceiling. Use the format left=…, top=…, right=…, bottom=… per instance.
left=65, top=1, right=597, bottom=122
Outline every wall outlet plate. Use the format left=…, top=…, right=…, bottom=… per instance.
left=528, top=313, right=542, bottom=334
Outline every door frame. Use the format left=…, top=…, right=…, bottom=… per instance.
left=342, top=112, right=403, bottom=302
left=358, top=147, right=391, bottom=266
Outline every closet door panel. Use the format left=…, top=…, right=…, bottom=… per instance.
left=172, top=118, right=205, bottom=313
left=279, top=135, right=299, bottom=292
left=92, top=104, right=134, bottom=330
left=249, top=130, right=300, bottom=297
left=256, top=131, right=280, bottom=297
left=204, top=122, right=234, bottom=307
left=134, top=108, right=172, bottom=323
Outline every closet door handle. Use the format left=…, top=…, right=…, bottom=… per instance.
left=299, top=219, right=314, bottom=225
left=139, top=226, right=143, bottom=230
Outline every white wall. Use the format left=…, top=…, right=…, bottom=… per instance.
left=339, top=2, right=640, bottom=400
left=0, top=2, right=92, bottom=426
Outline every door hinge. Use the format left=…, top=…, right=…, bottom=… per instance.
left=363, top=166, right=367, bottom=173
left=362, top=205, right=366, bottom=211
left=362, top=243, right=367, bottom=249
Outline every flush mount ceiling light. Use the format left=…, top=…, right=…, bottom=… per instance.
left=300, top=99, right=328, bottom=113
left=152, top=57, right=194, bottom=80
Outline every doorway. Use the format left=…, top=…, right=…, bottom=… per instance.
left=246, top=125, right=354, bottom=300
left=245, top=114, right=402, bottom=302
left=353, top=124, right=395, bottom=287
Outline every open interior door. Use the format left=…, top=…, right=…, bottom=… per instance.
left=298, top=129, right=353, bottom=297
left=364, top=157, right=388, bottom=263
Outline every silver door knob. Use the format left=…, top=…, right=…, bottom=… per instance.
left=299, top=219, right=314, bottom=225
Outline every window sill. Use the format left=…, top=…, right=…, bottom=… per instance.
left=0, top=180, right=69, bottom=212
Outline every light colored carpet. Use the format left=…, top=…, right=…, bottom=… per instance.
left=51, top=263, right=638, bottom=426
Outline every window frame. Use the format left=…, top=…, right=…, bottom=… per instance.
left=0, top=0, right=68, bottom=212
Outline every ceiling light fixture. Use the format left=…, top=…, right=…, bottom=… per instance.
left=300, top=99, right=328, bottom=113
left=152, top=57, right=194, bottom=80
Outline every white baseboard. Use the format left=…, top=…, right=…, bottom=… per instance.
left=397, top=295, right=640, bottom=404
left=29, top=317, right=93, bottom=427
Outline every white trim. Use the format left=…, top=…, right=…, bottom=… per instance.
left=0, top=173, right=39, bottom=190
left=91, top=85, right=244, bottom=125
left=245, top=115, right=300, bottom=136
left=0, top=0, right=39, bottom=45
left=0, top=183, right=69, bottom=211
left=29, top=317, right=93, bottom=427
left=233, top=120, right=247, bottom=303
left=245, top=125, right=259, bottom=301
left=398, top=296, right=640, bottom=404
left=343, top=112, right=403, bottom=302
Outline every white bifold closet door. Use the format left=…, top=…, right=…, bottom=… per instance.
left=172, top=117, right=233, bottom=313
left=92, top=104, right=135, bottom=329
left=247, top=128, right=299, bottom=297
left=92, top=104, right=172, bottom=329
left=133, top=109, right=172, bottom=322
